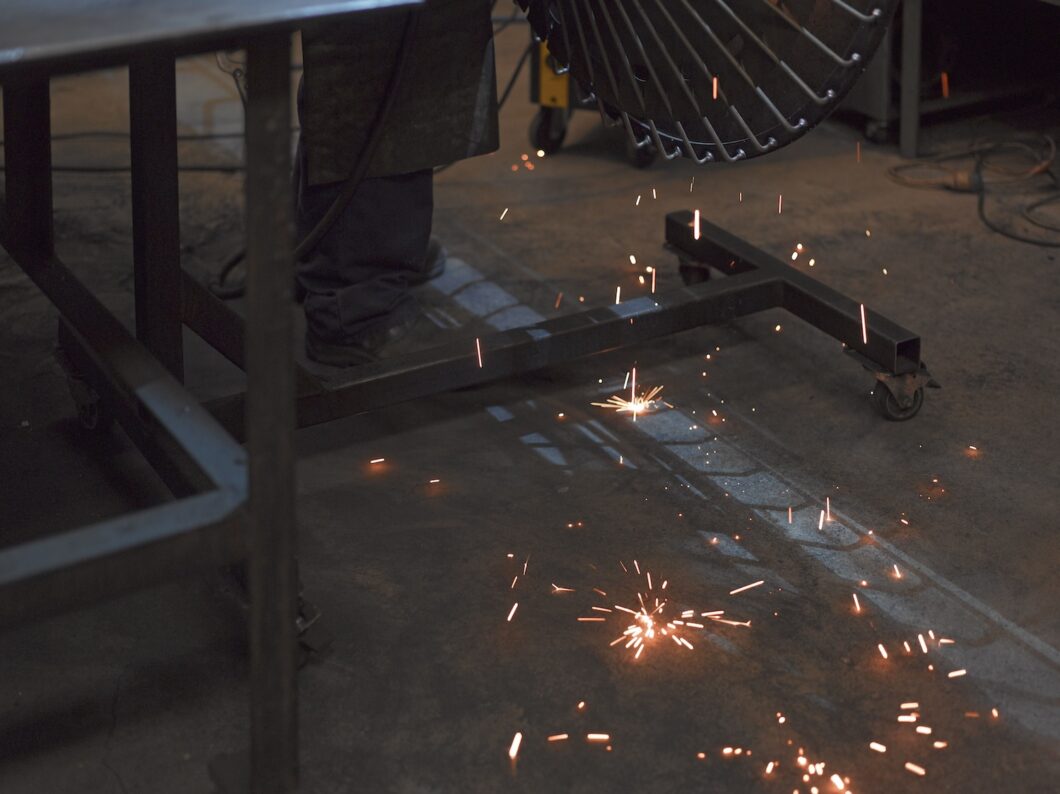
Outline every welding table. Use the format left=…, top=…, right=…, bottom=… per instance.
left=0, top=2, right=934, bottom=791
left=0, top=2, right=418, bottom=791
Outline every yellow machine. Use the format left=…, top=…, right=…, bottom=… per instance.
left=528, top=40, right=657, bottom=168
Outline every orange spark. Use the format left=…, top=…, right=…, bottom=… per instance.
left=509, top=732, right=522, bottom=760
left=729, top=580, right=764, bottom=595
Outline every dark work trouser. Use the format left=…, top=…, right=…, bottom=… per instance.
left=293, top=78, right=433, bottom=344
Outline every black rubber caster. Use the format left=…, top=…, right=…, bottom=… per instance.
left=66, top=375, right=114, bottom=433
left=871, top=383, right=924, bottom=421
left=625, top=136, right=656, bottom=168
left=864, top=120, right=889, bottom=145
left=529, top=106, right=567, bottom=154
left=55, top=325, right=114, bottom=434
left=678, top=255, right=711, bottom=286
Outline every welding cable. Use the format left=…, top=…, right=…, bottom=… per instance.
left=0, top=129, right=254, bottom=172
left=209, top=8, right=422, bottom=297
left=290, top=9, right=421, bottom=261
left=887, top=134, right=1060, bottom=247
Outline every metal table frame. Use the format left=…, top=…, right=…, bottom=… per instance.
left=0, top=9, right=930, bottom=793
left=0, top=3, right=413, bottom=791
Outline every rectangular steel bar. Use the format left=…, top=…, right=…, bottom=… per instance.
left=666, top=211, right=921, bottom=375
left=899, top=0, right=923, bottom=159
left=0, top=1, right=421, bottom=83
left=181, top=269, right=322, bottom=395
left=130, top=53, right=184, bottom=381
left=204, top=268, right=782, bottom=437
left=2, top=80, right=53, bottom=261
left=0, top=491, right=245, bottom=628
left=244, top=32, right=299, bottom=794
left=0, top=203, right=247, bottom=494
left=56, top=318, right=244, bottom=499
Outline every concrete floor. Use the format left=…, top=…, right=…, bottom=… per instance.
left=2, top=21, right=1059, bottom=794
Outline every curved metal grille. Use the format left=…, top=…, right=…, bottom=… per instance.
left=519, top=0, right=897, bottom=162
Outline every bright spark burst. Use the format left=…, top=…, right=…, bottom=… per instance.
left=592, top=385, right=665, bottom=417
left=577, top=563, right=750, bottom=661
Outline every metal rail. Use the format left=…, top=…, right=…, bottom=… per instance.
left=202, top=210, right=924, bottom=438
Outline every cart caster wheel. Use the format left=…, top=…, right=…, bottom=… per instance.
left=871, top=383, right=923, bottom=421
left=678, top=255, right=711, bottom=286
left=625, top=137, right=656, bottom=168
left=67, top=376, right=113, bottom=433
left=529, top=107, right=567, bottom=154
left=864, top=120, right=889, bottom=145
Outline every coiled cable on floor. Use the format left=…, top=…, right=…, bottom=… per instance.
left=886, top=134, right=1060, bottom=247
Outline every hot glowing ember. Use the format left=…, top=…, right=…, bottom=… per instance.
left=591, top=385, right=665, bottom=418
left=577, top=563, right=752, bottom=661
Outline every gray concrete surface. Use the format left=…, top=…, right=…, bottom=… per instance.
left=1, top=20, right=1058, bottom=794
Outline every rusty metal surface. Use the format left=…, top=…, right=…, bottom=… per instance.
left=0, top=0, right=419, bottom=79
left=301, top=0, right=498, bottom=183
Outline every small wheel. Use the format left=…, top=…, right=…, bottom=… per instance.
left=625, top=136, right=656, bottom=168
left=864, top=120, right=889, bottom=145
left=66, top=375, right=113, bottom=433
left=871, top=383, right=923, bottom=421
left=678, top=256, right=711, bottom=286
left=529, top=107, right=567, bottom=154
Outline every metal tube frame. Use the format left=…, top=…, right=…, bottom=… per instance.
left=0, top=40, right=929, bottom=794
left=0, top=36, right=297, bottom=794
left=203, top=211, right=928, bottom=438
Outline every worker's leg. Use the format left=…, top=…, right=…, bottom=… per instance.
left=295, top=155, right=432, bottom=350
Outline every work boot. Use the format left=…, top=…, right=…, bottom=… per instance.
left=305, top=313, right=419, bottom=368
left=408, top=237, right=447, bottom=286
left=296, top=238, right=446, bottom=304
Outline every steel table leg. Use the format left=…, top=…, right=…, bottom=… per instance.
left=3, top=81, right=53, bottom=263
left=899, top=0, right=923, bottom=159
left=244, top=32, right=299, bottom=793
left=129, top=53, right=184, bottom=380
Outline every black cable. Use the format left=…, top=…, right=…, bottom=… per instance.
left=1023, top=192, right=1060, bottom=234
left=887, top=134, right=1060, bottom=247
left=498, top=41, right=534, bottom=109
left=294, top=11, right=421, bottom=262
left=211, top=8, right=422, bottom=297
left=4, top=163, right=244, bottom=174
left=0, top=129, right=275, bottom=173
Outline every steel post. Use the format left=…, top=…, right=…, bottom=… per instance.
left=244, top=31, right=299, bottom=794
left=129, top=53, right=185, bottom=380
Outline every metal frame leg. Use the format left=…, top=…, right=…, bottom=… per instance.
left=3, top=80, right=53, bottom=263
left=899, top=0, right=923, bottom=159
left=245, top=32, right=298, bottom=793
left=129, top=53, right=184, bottom=380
